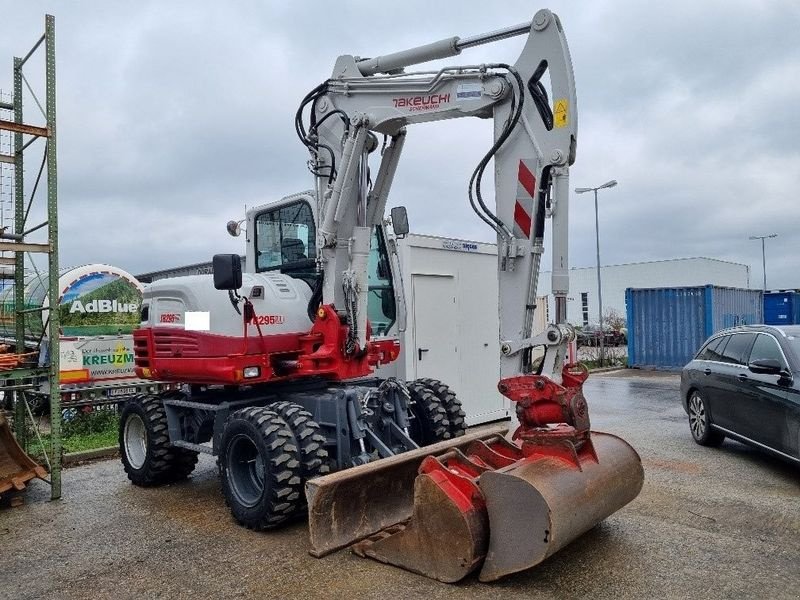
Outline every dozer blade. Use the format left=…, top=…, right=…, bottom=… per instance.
left=478, top=431, right=644, bottom=582
left=0, top=413, right=48, bottom=498
left=305, top=424, right=508, bottom=559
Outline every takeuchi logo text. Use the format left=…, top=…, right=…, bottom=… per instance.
left=392, top=93, right=450, bottom=112
left=69, top=299, right=139, bottom=314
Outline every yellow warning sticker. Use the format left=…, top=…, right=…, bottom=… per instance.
left=553, top=98, right=569, bottom=128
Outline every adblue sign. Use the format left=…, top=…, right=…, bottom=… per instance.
left=59, top=269, right=143, bottom=336
left=0, top=264, right=145, bottom=340
left=69, top=299, right=139, bottom=314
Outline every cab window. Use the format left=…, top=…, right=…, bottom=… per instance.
left=368, top=228, right=396, bottom=336
left=255, top=201, right=316, bottom=273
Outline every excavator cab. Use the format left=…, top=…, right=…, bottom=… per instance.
left=242, top=192, right=405, bottom=341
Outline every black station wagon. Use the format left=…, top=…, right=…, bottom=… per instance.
left=680, top=325, right=800, bottom=464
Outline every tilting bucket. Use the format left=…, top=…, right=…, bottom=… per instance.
left=0, top=413, right=48, bottom=498
left=308, top=427, right=643, bottom=583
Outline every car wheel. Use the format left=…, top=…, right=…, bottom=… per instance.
left=687, top=390, right=725, bottom=447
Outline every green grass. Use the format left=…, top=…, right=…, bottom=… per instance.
left=62, top=429, right=118, bottom=453
left=26, top=410, right=119, bottom=461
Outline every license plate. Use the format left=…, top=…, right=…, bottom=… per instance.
left=107, top=387, right=138, bottom=397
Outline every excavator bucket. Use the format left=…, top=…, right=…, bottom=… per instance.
left=306, top=368, right=644, bottom=583
left=0, top=413, right=48, bottom=498
left=477, top=432, right=643, bottom=581
left=306, top=425, right=508, bottom=559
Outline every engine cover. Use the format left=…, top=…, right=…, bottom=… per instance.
left=142, top=271, right=313, bottom=336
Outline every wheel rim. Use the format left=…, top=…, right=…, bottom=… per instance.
left=688, top=393, right=707, bottom=439
left=124, top=413, right=148, bottom=470
left=227, top=434, right=264, bottom=508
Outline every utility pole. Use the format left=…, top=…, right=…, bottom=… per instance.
left=749, top=233, right=778, bottom=291
left=575, top=180, right=617, bottom=367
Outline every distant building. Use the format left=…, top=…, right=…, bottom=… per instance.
left=136, top=258, right=244, bottom=284
left=538, top=257, right=751, bottom=326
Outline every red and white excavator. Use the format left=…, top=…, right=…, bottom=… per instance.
left=119, top=9, right=644, bottom=582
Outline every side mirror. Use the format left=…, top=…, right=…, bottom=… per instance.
left=213, top=254, right=242, bottom=290
left=226, top=220, right=243, bottom=237
left=390, top=206, right=409, bottom=237
left=748, top=358, right=783, bottom=375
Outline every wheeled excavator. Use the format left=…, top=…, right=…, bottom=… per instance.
left=118, top=9, right=644, bottom=582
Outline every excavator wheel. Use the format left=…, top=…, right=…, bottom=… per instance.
left=270, top=401, right=331, bottom=506
left=218, top=407, right=303, bottom=530
left=416, top=378, right=466, bottom=438
left=119, top=394, right=198, bottom=486
left=407, top=382, right=450, bottom=446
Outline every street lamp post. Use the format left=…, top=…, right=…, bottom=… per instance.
left=749, top=233, right=778, bottom=291
left=575, top=180, right=618, bottom=367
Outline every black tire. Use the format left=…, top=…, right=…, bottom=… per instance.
left=687, top=389, right=725, bottom=447
left=407, top=381, right=450, bottom=445
left=119, top=394, right=199, bottom=486
left=269, top=401, right=331, bottom=485
left=416, top=378, right=467, bottom=438
left=218, top=407, right=303, bottom=530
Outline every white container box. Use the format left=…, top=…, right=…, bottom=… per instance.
left=379, top=234, right=549, bottom=426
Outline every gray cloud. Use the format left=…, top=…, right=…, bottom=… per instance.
left=1, top=0, right=798, bottom=289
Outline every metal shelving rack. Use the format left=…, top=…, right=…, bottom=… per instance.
left=0, top=15, right=60, bottom=499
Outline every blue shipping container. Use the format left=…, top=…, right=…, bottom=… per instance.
left=764, top=291, right=800, bottom=325
left=626, top=286, right=763, bottom=370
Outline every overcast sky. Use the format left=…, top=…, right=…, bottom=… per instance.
left=1, top=1, right=798, bottom=289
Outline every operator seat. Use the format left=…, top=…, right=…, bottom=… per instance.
left=281, top=238, right=306, bottom=263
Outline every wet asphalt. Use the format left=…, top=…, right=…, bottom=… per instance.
left=1, top=370, right=798, bottom=600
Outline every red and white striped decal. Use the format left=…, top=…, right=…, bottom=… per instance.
left=513, top=160, right=537, bottom=239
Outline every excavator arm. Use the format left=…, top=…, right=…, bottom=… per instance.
left=300, top=9, right=644, bottom=583
left=299, top=9, right=576, bottom=384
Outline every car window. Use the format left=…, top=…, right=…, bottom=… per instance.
left=710, top=336, right=730, bottom=361
left=719, top=333, right=756, bottom=365
left=697, top=336, right=724, bottom=361
left=749, top=334, right=787, bottom=369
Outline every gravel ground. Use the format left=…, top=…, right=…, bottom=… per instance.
left=2, top=370, right=798, bottom=599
